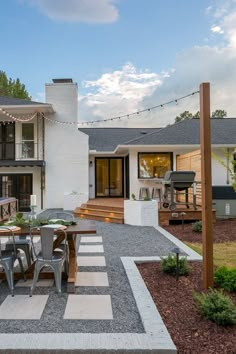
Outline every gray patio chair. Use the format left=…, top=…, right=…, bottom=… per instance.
left=29, top=226, right=67, bottom=296
left=5, top=214, right=33, bottom=267
left=48, top=211, right=75, bottom=222
left=0, top=226, right=26, bottom=296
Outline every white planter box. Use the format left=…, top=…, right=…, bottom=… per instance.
left=124, top=200, right=158, bottom=227
left=63, top=193, right=88, bottom=211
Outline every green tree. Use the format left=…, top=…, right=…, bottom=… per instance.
left=0, top=71, right=31, bottom=100
left=175, top=109, right=227, bottom=122
left=175, top=110, right=193, bottom=122
left=211, top=109, right=227, bottom=118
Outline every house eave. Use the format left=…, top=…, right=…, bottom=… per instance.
left=0, top=104, right=54, bottom=114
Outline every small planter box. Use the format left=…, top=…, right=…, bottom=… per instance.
left=124, top=200, right=158, bottom=227
left=63, top=193, right=88, bottom=211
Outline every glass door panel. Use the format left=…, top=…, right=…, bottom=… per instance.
left=96, top=159, right=109, bottom=197
left=0, top=174, right=32, bottom=211
left=95, top=158, right=124, bottom=197
left=109, top=159, right=123, bottom=196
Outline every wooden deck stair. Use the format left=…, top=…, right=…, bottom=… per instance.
left=74, top=203, right=124, bottom=224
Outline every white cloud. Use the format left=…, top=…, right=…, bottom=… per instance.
left=211, top=25, right=224, bottom=33
left=79, top=63, right=163, bottom=125
left=78, top=1, right=236, bottom=127
left=22, top=0, right=119, bottom=23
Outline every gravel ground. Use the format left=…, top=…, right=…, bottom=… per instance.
left=0, top=215, right=176, bottom=334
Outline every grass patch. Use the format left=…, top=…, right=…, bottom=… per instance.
left=185, top=242, right=236, bottom=268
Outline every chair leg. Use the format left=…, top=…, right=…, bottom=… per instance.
left=17, top=256, right=26, bottom=281
left=24, top=247, right=32, bottom=268
left=30, top=262, right=41, bottom=297
left=52, top=262, right=63, bottom=294
left=4, top=264, right=14, bottom=297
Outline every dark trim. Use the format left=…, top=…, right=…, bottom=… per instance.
left=212, top=186, right=236, bottom=200
left=0, top=160, right=45, bottom=167
left=137, top=152, right=173, bottom=179
left=125, top=155, right=130, bottom=198
left=95, top=157, right=124, bottom=198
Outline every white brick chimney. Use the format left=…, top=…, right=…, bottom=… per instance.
left=44, top=79, right=89, bottom=209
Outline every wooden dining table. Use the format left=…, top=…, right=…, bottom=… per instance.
left=0, top=219, right=97, bottom=293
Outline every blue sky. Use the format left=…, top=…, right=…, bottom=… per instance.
left=1, top=0, right=236, bottom=126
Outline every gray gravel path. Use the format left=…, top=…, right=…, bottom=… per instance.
left=0, top=217, right=176, bottom=334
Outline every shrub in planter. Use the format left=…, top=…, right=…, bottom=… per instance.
left=160, top=255, right=190, bottom=276
left=214, top=266, right=236, bottom=292
left=194, top=288, right=236, bottom=326
left=192, top=220, right=202, bottom=232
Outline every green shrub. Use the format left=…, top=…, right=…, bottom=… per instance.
left=160, top=255, right=190, bottom=276
left=194, top=288, right=236, bottom=326
left=214, top=266, right=236, bottom=292
left=131, top=193, right=136, bottom=200
left=192, top=220, right=202, bottom=232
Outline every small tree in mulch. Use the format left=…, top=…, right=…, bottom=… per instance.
left=194, top=288, right=236, bottom=326
left=160, top=255, right=190, bottom=276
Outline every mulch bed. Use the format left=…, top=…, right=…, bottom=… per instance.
left=164, top=218, right=236, bottom=243
left=138, top=261, right=236, bottom=354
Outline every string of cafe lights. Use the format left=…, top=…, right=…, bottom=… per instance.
left=42, top=90, right=199, bottom=126
left=0, top=90, right=199, bottom=126
left=0, top=107, right=38, bottom=122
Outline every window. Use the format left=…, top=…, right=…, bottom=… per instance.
left=22, top=123, right=34, bottom=159
left=138, top=152, right=173, bottom=178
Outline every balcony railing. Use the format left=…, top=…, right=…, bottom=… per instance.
left=15, top=143, right=42, bottom=160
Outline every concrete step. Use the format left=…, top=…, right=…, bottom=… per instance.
left=74, top=210, right=124, bottom=224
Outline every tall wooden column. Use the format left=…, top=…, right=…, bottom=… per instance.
left=200, top=82, right=214, bottom=289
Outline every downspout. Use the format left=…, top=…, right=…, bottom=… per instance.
left=226, top=148, right=230, bottom=185
left=41, top=113, right=45, bottom=209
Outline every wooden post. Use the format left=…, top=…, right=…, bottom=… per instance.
left=200, top=82, right=214, bottom=289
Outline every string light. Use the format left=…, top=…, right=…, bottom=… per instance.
left=42, top=90, right=200, bottom=126
left=0, top=107, right=38, bottom=122
left=0, top=89, right=199, bottom=127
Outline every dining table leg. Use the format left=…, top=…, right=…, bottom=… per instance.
left=67, top=234, right=78, bottom=293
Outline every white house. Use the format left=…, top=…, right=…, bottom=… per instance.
left=0, top=78, right=236, bottom=215
left=0, top=79, right=89, bottom=212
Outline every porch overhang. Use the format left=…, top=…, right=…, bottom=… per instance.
left=0, top=160, right=45, bottom=167
left=0, top=104, right=54, bottom=115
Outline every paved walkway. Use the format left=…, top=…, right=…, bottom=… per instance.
left=0, top=216, right=201, bottom=352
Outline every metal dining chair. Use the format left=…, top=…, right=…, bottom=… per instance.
left=29, top=226, right=67, bottom=296
left=0, top=226, right=26, bottom=296
left=48, top=211, right=75, bottom=223
left=4, top=214, right=33, bottom=267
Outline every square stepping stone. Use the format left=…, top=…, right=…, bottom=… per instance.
left=78, top=245, right=104, bottom=253
left=15, top=279, right=54, bottom=287
left=64, top=295, right=113, bottom=319
left=0, top=295, right=48, bottom=320
left=80, top=236, right=103, bottom=243
left=77, top=256, right=106, bottom=267
left=76, top=272, right=109, bottom=286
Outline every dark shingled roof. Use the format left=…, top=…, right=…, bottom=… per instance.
left=79, top=128, right=160, bottom=151
left=0, top=96, right=46, bottom=106
left=80, top=119, right=236, bottom=151
left=124, top=118, right=236, bottom=145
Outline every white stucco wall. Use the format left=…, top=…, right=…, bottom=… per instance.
left=211, top=148, right=231, bottom=185
left=44, top=81, right=89, bottom=209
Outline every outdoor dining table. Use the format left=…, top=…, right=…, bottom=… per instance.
left=0, top=219, right=97, bottom=293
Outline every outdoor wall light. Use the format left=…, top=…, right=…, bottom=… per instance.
left=172, top=247, right=181, bottom=281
